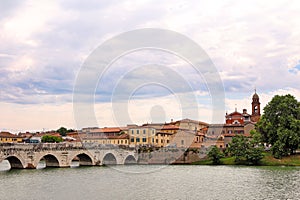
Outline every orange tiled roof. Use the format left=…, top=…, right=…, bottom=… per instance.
left=0, top=132, right=22, bottom=138
left=161, top=124, right=179, bottom=130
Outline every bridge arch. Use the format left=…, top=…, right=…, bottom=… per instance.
left=102, top=153, right=117, bottom=165
left=71, top=153, right=94, bottom=166
left=124, top=155, right=137, bottom=165
left=5, top=156, right=25, bottom=169
left=36, top=154, right=61, bottom=168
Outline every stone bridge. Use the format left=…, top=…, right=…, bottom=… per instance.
left=0, top=144, right=138, bottom=169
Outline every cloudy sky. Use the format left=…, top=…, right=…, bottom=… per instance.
left=1, top=0, right=300, bottom=132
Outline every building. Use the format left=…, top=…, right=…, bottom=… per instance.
left=0, top=132, right=23, bottom=143
left=202, top=91, right=260, bottom=149
left=128, top=126, right=156, bottom=147
left=82, top=134, right=129, bottom=146
left=251, top=91, right=261, bottom=123
left=225, top=91, right=261, bottom=125
left=81, top=127, right=129, bottom=146
left=173, top=118, right=208, bottom=131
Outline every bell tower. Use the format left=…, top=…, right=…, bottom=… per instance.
left=251, top=89, right=261, bottom=122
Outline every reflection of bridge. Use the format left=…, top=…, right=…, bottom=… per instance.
left=0, top=144, right=137, bottom=169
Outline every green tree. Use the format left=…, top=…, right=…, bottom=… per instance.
left=228, top=135, right=248, bottom=162
left=208, top=145, right=224, bottom=164
left=41, top=135, right=63, bottom=143
left=256, top=94, right=300, bottom=158
left=228, top=134, right=264, bottom=165
left=57, top=127, right=68, bottom=136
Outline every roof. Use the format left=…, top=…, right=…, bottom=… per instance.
left=0, top=132, right=22, bottom=138
left=253, top=92, right=259, bottom=99
left=226, top=111, right=243, bottom=117
left=156, top=132, right=174, bottom=135
left=89, top=127, right=121, bottom=133
left=161, top=124, right=179, bottom=130
left=176, top=118, right=209, bottom=125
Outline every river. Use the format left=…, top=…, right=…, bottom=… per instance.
left=0, top=161, right=300, bottom=200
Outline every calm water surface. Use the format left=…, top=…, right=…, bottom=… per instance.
left=0, top=161, right=300, bottom=200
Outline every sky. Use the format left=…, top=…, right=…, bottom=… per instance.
left=0, top=0, right=300, bottom=132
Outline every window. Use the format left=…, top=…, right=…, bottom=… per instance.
left=161, top=139, right=163, bottom=143
left=143, top=130, right=146, bottom=134
left=136, top=138, right=140, bottom=142
left=131, top=138, right=134, bottom=143
left=152, top=138, right=154, bottom=143
left=181, top=140, right=184, bottom=145
left=131, top=130, right=134, bottom=135
left=254, top=106, right=258, bottom=113
left=167, top=140, right=170, bottom=143
left=137, top=130, right=139, bottom=134
left=142, top=138, right=147, bottom=142
left=156, top=139, right=158, bottom=143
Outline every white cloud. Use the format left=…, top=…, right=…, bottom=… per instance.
left=0, top=0, right=300, bottom=130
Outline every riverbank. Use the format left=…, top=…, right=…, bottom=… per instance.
left=192, top=152, right=300, bottom=166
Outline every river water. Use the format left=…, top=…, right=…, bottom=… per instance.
left=0, top=161, right=300, bottom=200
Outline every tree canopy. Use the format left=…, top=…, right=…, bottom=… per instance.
left=207, top=146, right=224, bottom=164
left=56, top=127, right=73, bottom=136
left=228, top=134, right=264, bottom=165
left=41, top=135, right=63, bottom=143
left=256, top=94, right=300, bottom=158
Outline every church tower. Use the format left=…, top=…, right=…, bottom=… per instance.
left=251, top=90, right=261, bottom=123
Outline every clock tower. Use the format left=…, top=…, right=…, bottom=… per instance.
left=251, top=90, right=261, bottom=123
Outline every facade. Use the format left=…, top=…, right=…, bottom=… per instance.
left=128, top=127, right=156, bottom=147
left=81, top=127, right=129, bottom=146
left=155, top=131, right=173, bottom=147
left=0, top=132, right=23, bottom=143
left=82, top=134, right=129, bottom=146
left=170, top=130, right=195, bottom=148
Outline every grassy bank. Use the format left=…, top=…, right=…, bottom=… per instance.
left=192, top=152, right=300, bottom=166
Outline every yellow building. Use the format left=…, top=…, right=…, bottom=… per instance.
left=0, top=132, right=23, bottom=143
left=128, top=127, right=156, bottom=147
left=154, top=132, right=173, bottom=147
left=82, top=134, right=129, bottom=146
